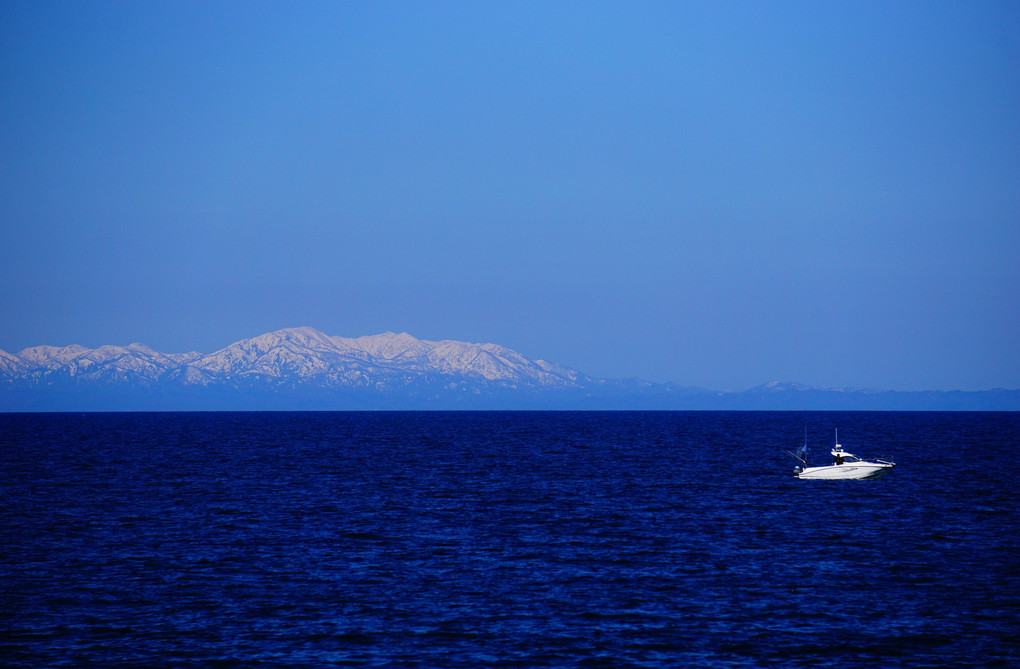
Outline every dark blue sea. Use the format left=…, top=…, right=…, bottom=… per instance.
left=2, top=411, right=1018, bottom=668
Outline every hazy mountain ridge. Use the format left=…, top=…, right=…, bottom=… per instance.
left=1, top=328, right=1017, bottom=410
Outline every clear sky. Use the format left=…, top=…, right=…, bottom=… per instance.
left=2, top=1, right=1018, bottom=391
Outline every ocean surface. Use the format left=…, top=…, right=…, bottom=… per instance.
left=2, top=411, right=1018, bottom=668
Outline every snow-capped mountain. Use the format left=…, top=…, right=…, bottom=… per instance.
left=179, top=327, right=590, bottom=389
left=0, top=327, right=600, bottom=408
left=2, top=328, right=1017, bottom=410
left=16, top=342, right=200, bottom=382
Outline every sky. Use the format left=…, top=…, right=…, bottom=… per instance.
left=1, top=1, right=1018, bottom=392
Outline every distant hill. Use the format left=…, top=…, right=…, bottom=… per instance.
left=1, top=327, right=1017, bottom=411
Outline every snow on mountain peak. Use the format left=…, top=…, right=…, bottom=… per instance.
left=18, top=344, right=92, bottom=368
left=271, top=326, right=336, bottom=345
left=0, top=328, right=592, bottom=393
left=0, top=349, right=29, bottom=375
left=334, top=331, right=431, bottom=360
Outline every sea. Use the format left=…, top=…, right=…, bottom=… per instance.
left=2, top=411, right=1018, bottom=668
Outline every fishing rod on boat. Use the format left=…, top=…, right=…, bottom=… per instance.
left=785, top=426, right=809, bottom=468
left=785, top=448, right=808, bottom=466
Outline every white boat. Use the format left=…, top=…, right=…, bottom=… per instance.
left=788, top=430, right=895, bottom=480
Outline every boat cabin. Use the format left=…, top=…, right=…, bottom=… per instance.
left=831, top=445, right=864, bottom=465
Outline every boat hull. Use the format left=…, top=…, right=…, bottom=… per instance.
left=796, top=463, right=894, bottom=480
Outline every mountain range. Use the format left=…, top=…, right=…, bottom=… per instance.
left=1, top=327, right=1017, bottom=411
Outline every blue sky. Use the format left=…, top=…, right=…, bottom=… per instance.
left=2, top=1, right=1017, bottom=391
